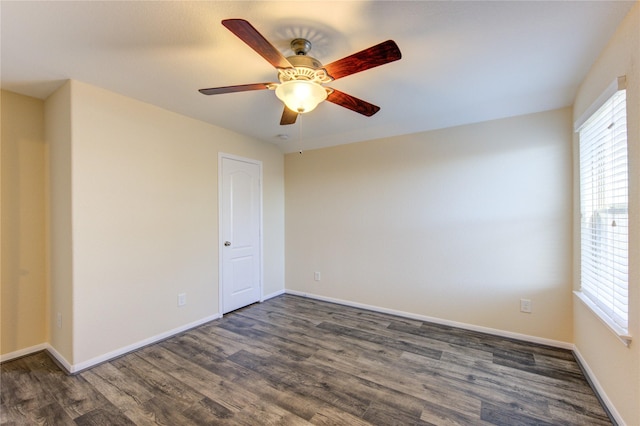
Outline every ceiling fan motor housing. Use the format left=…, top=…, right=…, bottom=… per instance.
left=274, top=38, right=333, bottom=85
left=279, top=54, right=333, bottom=85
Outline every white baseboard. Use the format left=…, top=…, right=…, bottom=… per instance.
left=285, top=290, right=574, bottom=350
left=262, top=288, right=286, bottom=301
left=46, top=344, right=74, bottom=372
left=0, top=343, right=49, bottom=363
left=1, top=314, right=221, bottom=374
left=572, top=348, right=624, bottom=425
left=66, top=313, right=222, bottom=373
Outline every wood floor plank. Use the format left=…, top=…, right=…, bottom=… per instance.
left=548, top=401, right=612, bottom=426
left=420, top=398, right=495, bottom=426
left=228, top=349, right=373, bottom=418
left=0, top=355, right=51, bottom=413
left=239, top=306, right=476, bottom=365
left=74, top=404, right=138, bottom=426
left=391, top=320, right=575, bottom=362
left=0, top=294, right=612, bottom=425
left=146, top=340, right=347, bottom=424
left=309, top=410, right=373, bottom=426
left=182, top=396, right=235, bottom=423
left=80, top=362, right=156, bottom=413
left=438, top=350, right=596, bottom=412
left=362, top=400, right=432, bottom=426
left=28, top=401, right=77, bottom=426
left=480, top=400, right=556, bottom=426
left=218, top=317, right=320, bottom=361
left=234, top=310, right=372, bottom=361
left=399, top=351, right=558, bottom=422
left=309, top=347, right=484, bottom=420
left=141, top=343, right=310, bottom=419
left=196, top=320, right=311, bottom=362
left=317, top=321, right=443, bottom=360
left=139, top=394, right=202, bottom=425
left=109, top=354, right=203, bottom=412
left=295, top=352, right=429, bottom=421
left=22, top=352, right=110, bottom=420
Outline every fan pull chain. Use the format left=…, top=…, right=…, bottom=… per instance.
left=298, top=114, right=303, bottom=155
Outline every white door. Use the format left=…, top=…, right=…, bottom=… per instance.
left=220, top=155, right=262, bottom=314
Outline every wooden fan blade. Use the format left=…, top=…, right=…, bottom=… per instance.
left=222, top=19, right=293, bottom=70
left=326, top=89, right=380, bottom=117
left=324, top=40, right=401, bottom=81
left=280, top=107, right=298, bottom=125
left=198, top=83, right=274, bottom=95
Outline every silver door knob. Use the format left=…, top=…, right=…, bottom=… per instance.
left=224, top=241, right=231, bottom=246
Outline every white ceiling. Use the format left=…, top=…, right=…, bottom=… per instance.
left=1, top=1, right=635, bottom=153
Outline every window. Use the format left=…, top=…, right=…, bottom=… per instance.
left=575, top=76, right=630, bottom=344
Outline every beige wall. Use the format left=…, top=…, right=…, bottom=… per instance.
left=286, top=107, right=573, bottom=343
left=1, top=90, right=48, bottom=356
left=572, top=3, right=639, bottom=424
left=45, top=80, right=284, bottom=366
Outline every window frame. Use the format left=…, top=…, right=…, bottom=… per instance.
left=574, top=76, right=631, bottom=346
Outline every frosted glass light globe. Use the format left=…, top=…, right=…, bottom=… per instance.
left=275, top=80, right=327, bottom=113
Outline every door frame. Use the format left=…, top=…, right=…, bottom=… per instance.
left=218, top=153, right=264, bottom=316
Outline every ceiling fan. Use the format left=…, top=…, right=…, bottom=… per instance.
left=199, top=19, right=402, bottom=125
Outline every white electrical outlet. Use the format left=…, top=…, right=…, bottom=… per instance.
left=178, top=293, right=187, bottom=307
left=520, top=299, right=532, bottom=313
left=314, top=272, right=321, bottom=281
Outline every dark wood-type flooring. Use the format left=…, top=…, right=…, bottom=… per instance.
left=1, top=295, right=612, bottom=425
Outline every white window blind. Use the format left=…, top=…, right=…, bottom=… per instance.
left=577, top=77, right=629, bottom=338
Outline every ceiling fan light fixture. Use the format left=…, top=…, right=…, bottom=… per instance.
left=275, top=80, right=327, bottom=113
left=200, top=20, right=402, bottom=124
